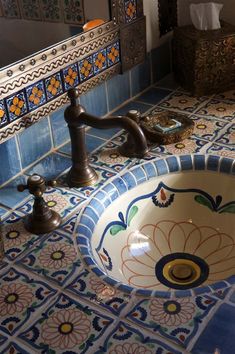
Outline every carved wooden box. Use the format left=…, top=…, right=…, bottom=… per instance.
left=173, top=22, right=235, bottom=96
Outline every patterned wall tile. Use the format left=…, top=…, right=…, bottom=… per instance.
left=20, top=0, right=41, bottom=20
left=0, top=99, right=8, bottom=127
left=215, top=123, right=235, bottom=146
left=78, top=55, right=94, bottom=82
left=107, top=41, right=120, bottom=67
left=63, top=0, right=85, bottom=24
left=25, top=80, right=46, bottom=111
left=45, top=72, right=63, bottom=100
left=40, top=0, right=62, bottom=22
left=5, top=91, right=28, bottom=122
left=62, top=63, right=79, bottom=91
left=124, top=0, right=137, bottom=23
left=18, top=292, right=114, bottom=353
left=0, top=267, right=57, bottom=336
left=1, top=0, right=21, bottom=18
left=93, top=49, right=107, bottom=75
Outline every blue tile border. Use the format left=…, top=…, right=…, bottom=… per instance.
left=0, top=40, right=120, bottom=130
left=76, top=154, right=235, bottom=298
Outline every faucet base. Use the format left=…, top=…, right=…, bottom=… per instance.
left=118, top=141, right=149, bottom=158
left=66, top=166, right=98, bottom=188
left=23, top=210, right=62, bottom=235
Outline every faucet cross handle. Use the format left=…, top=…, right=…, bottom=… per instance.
left=17, top=174, right=61, bottom=235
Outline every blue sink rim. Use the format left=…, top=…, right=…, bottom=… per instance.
left=76, top=154, right=235, bottom=298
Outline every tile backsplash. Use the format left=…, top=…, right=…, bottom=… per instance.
left=0, top=42, right=172, bottom=187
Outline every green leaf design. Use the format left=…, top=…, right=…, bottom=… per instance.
left=110, top=225, right=125, bottom=235
left=194, top=195, right=214, bottom=211
left=127, top=205, right=138, bottom=226
left=219, top=204, right=235, bottom=214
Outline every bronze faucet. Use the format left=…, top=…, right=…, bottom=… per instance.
left=64, top=88, right=148, bottom=188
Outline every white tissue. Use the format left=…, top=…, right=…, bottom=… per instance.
left=190, top=2, right=223, bottom=30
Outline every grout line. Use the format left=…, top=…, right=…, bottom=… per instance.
left=47, top=114, right=55, bottom=149
left=15, top=135, right=23, bottom=172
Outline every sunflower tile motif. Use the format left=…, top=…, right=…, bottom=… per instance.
left=1, top=212, right=41, bottom=261
left=126, top=294, right=218, bottom=348
left=124, top=0, right=137, bottom=23
left=0, top=267, right=57, bottom=336
left=63, top=0, right=85, bottom=24
left=214, top=123, right=235, bottom=146
left=205, top=143, right=235, bottom=159
left=191, top=115, right=229, bottom=142
left=90, top=141, right=133, bottom=173
left=20, top=0, right=41, bottom=20
left=78, top=55, right=94, bottom=82
left=93, top=49, right=107, bottom=75
left=18, top=292, right=114, bottom=353
left=159, top=91, right=207, bottom=113
left=0, top=99, right=8, bottom=127
left=62, top=63, right=79, bottom=91
left=196, top=99, right=235, bottom=121
left=6, top=91, right=28, bottom=122
left=16, top=186, right=86, bottom=220
left=45, top=72, right=63, bottom=100
left=41, top=0, right=62, bottom=22
left=25, top=80, right=46, bottom=111
left=98, top=320, right=181, bottom=354
left=17, top=231, right=84, bottom=286
left=66, top=269, right=131, bottom=316
left=152, top=137, right=209, bottom=156
left=107, top=41, right=120, bottom=67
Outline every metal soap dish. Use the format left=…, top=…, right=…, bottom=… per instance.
left=140, top=111, right=194, bottom=145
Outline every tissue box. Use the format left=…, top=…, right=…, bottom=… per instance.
left=173, top=22, right=235, bottom=96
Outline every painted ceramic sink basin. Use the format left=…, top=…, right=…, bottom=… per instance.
left=77, top=154, right=235, bottom=297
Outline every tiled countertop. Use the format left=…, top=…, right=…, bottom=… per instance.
left=0, top=77, right=235, bottom=353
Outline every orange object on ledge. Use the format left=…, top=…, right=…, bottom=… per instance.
left=83, top=19, right=105, bottom=31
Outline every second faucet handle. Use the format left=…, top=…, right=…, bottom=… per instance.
left=17, top=175, right=57, bottom=197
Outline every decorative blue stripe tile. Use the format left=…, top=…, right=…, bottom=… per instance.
left=79, top=215, right=95, bottom=232
left=93, top=48, right=107, bottom=74
left=193, top=286, right=211, bottom=296
left=180, top=155, right=193, bottom=170
left=79, top=246, right=90, bottom=255
left=154, top=159, right=168, bottom=175
left=111, top=178, right=128, bottom=195
left=89, top=198, right=105, bottom=216
left=62, top=62, right=79, bottom=91
left=0, top=99, right=8, bottom=127
left=174, top=289, right=193, bottom=298
left=83, top=206, right=99, bottom=223
left=45, top=72, right=63, bottom=100
left=93, top=267, right=106, bottom=277
left=132, top=166, right=147, bottom=183
left=210, top=281, right=228, bottom=291
left=78, top=238, right=88, bottom=246
left=83, top=256, right=96, bottom=266
left=121, top=171, right=137, bottom=189
left=78, top=55, right=94, bottom=82
left=207, top=155, right=220, bottom=171
left=25, top=80, right=46, bottom=111
left=220, top=157, right=233, bottom=174
left=107, top=41, right=120, bottom=67
left=227, top=275, right=235, bottom=285
left=194, top=154, right=205, bottom=170
left=6, top=90, right=28, bottom=121
left=143, top=162, right=157, bottom=179
left=103, top=183, right=119, bottom=201
left=166, top=156, right=180, bottom=172
left=153, top=290, right=171, bottom=299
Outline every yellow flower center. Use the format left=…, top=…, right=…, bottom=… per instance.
left=6, top=293, right=18, bottom=303
left=51, top=251, right=64, bottom=260
left=47, top=201, right=57, bottom=207
left=166, top=303, right=177, bottom=312
left=197, top=124, right=207, bottom=129
left=217, top=107, right=226, bottom=112
left=175, top=143, right=185, bottom=149
left=60, top=322, right=73, bottom=334
left=7, top=231, right=19, bottom=239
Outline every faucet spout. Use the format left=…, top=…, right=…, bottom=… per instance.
left=64, top=88, right=148, bottom=188
left=79, top=112, right=148, bottom=158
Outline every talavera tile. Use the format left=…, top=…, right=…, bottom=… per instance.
left=18, top=292, right=114, bottom=353
left=205, top=143, right=235, bottom=159
left=158, top=91, right=207, bottom=112
left=93, top=49, right=107, bottom=75
left=214, top=89, right=235, bottom=102
left=17, top=231, right=84, bottom=287
left=0, top=341, right=32, bottom=354
left=124, top=0, right=137, bottom=23
left=66, top=269, right=131, bottom=316
left=97, top=320, right=182, bottom=354
left=0, top=175, right=29, bottom=209
left=0, top=267, right=57, bottom=336
left=45, top=72, right=63, bottom=100
left=6, top=91, right=28, bottom=122
left=1, top=211, right=42, bottom=261
left=0, top=99, right=8, bottom=127
left=25, top=80, right=46, bottom=111
left=190, top=115, right=229, bottom=142
left=196, top=99, right=235, bottom=121
left=107, top=41, right=120, bottom=67
left=214, top=123, right=235, bottom=146
left=62, top=63, right=79, bottom=91
left=0, top=137, right=21, bottom=186
left=126, top=294, right=218, bottom=348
